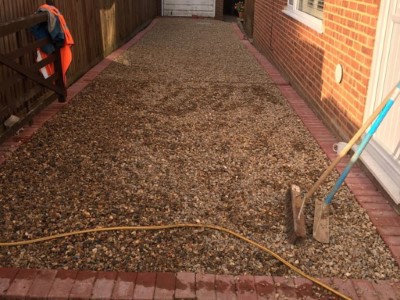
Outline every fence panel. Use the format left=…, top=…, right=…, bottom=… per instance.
left=0, top=0, right=161, bottom=138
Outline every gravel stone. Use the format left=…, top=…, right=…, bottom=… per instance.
left=0, top=18, right=399, bottom=280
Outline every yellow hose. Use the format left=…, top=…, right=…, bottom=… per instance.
left=0, top=223, right=350, bottom=299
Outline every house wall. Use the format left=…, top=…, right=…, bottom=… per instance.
left=253, top=0, right=380, bottom=139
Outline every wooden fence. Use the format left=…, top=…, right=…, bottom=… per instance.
left=0, top=0, right=161, bottom=139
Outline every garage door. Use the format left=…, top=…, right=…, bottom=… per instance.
left=163, top=0, right=215, bottom=17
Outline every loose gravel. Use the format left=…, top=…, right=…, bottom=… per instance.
left=0, top=18, right=399, bottom=280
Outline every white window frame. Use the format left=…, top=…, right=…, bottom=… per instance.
left=283, top=0, right=324, bottom=33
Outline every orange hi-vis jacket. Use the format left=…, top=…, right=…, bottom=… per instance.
left=37, top=4, right=74, bottom=85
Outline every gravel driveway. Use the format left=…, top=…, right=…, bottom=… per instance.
left=0, top=18, right=399, bottom=280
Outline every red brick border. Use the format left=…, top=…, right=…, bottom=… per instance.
left=1, top=268, right=399, bottom=299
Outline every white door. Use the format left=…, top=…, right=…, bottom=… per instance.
left=162, top=0, right=215, bottom=17
left=364, top=0, right=400, bottom=204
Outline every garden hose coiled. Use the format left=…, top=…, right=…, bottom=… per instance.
left=0, top=223, right=350, bottom=300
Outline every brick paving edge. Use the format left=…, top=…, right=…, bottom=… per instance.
left=1, top=268, right=400, bottom=299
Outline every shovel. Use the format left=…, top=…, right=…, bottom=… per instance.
left=313, top=81, right=400, bottom=243
left=289, top=83, right=400, bottom=244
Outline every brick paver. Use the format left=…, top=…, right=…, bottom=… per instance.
left=26, top=269, right=57, bottom=299
left=236, top=275, right=257, bottom=300
left=352, top=279, right=379, bottom=300
left=111, top=272, right=138, bottom=300
left=385, top=236, right=400, bottom=246
left=91, top=271, right=118, bottom=300
left=154, top=272, right=175, bottom=300
left=215, top=274, right=237, bottom=300
left=1, top=18, right=400, bottom=300
left=175, top=272, right=196, bottom=299
left=5, top=269, right=38, bottom=299
left=332, top=278, right=359, bottom=300
left=273, top=277, right=297, bottom=299
left=391, top=281, right=400, bottom=296
left=389, top=245, right=400, bottom=262
left=372, top=280, right=398, bottom=300
left=196, top=273, right=216, bottom=300
left=254, top=275, right=275, bottom=299
left=294, top=277, right=315, bottom=299
left=47, top=270, right=78, bottom=300
left=133, top=272, right=157, bottom=300
left=0, top=268, right=18, bottom=297
left=69, top=270, right=97, bottom=300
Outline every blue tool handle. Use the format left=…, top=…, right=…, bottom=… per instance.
left=324, top=83, right=400, bottom=205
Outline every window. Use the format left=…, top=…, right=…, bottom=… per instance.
left=283, top=0, right=324, bottom=33
left=298, top=0, right=324, bottom=19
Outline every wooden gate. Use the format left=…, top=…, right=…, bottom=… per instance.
left=244, top=0, right=255, bottom=37
left=0, top=12, right=66, bottom=143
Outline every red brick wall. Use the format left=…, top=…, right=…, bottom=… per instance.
left=253, top=0, right=380, bottom=139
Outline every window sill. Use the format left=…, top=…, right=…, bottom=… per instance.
left=283, top=7, right=324, bottom=34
